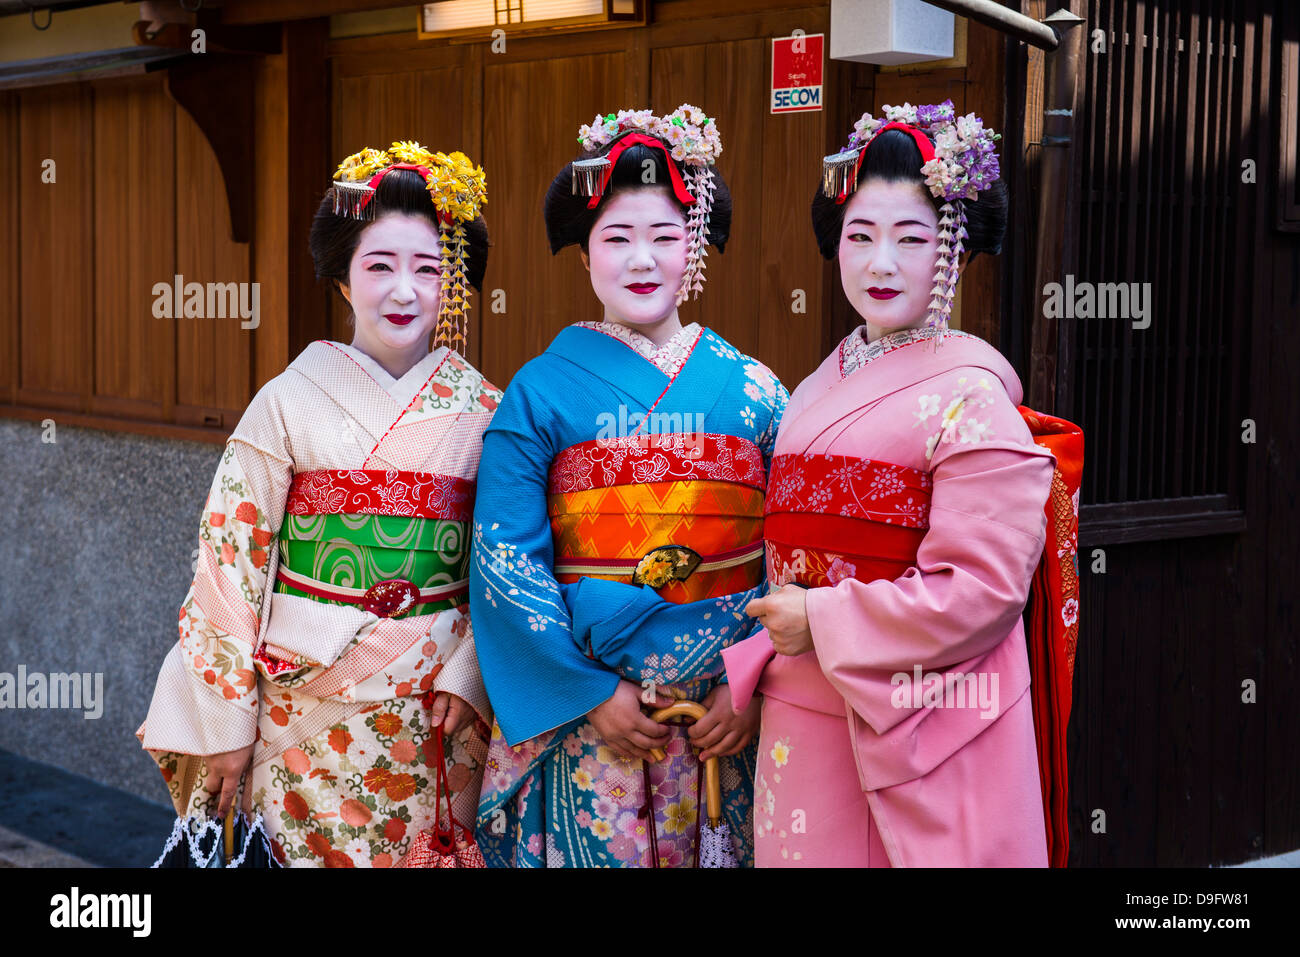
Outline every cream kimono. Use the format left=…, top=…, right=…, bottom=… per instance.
left=139, top=341, right=501, bottom=867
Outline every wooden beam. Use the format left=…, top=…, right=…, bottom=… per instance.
left=220, top=0, right=413, bottom=25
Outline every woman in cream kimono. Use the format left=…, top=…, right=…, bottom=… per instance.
left=138, top=143, right=501, bottom=866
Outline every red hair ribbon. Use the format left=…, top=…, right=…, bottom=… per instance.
left=585, top=132, right=698, bottom=210
left=356, top=162, right=453, bottom=224
left=836, top=121, right=937, bottom=205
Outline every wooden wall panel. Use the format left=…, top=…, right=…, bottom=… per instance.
left=480, top=52, right=627, bottom=385
left=0, top=93, right=16, bottom=408
left=757, top=57, right=829, bottom=388
left=252, top=45, right=291, bottom=395
left=18, top=84, right=93, bottom=409
left=90, top=75, right=175, bottom=420
left=175, top=99, right=251, bottom=424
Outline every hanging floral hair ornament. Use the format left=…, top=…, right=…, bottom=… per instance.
left=822, top=100, right=1001, bottom=330
left=571, top=105, right=723, bottom=307
left=329, top=141, right=488, bottom=353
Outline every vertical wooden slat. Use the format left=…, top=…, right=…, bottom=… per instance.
left=1188, top=5, right=1218, bottom=497
left=18, top=83, right=94, bottom=412
left=1153, top=0, right=1186, bottom=501
left=0, top=92, right=17, bottom=408
left=1223, top=7, right=1253, bottom=515
left=1114, top=0, right=1144, bottom=500
left=90, top=74, right=176, bottom=421
left=1199, top=2, right=1225, bottom=495
left=1207, top=6, right=1238, bottom=496
left=1169, top=1, right=1202, bottom=498
left=1100, top=0, right=1120, bottom=497
left=1144, top=0, right=1174, bottom=500
left=1128, top=0, right=1155, bottom=503
left=252, top=41, right=291, bottom=396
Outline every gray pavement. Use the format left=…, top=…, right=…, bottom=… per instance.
left=0, top=749, right=173, bottom=867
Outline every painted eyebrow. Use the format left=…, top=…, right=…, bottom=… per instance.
left=846, top=218, right=934, bottom=229
left=360, top=250, right=441, bottom=259
left=600, top=222, right=685, bottom=231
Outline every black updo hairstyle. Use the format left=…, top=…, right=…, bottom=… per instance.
left=309, top=167, right=490, bottom=306
left=810, top=128, right=1007, bottom=262
left=543, top=138, right=732, bottom=255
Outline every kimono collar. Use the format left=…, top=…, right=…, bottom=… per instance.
left=572, top=320, right=701, bottom=377
left=547, top=322, right=707, bottom=411
left=839, top=325, right=977, bottom=380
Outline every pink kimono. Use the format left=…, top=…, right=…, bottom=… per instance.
left=723, top=325, right=1055, bottom=867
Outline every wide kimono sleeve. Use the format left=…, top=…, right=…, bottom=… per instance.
left=803, top=373, right=1055, bottom=737
left=470, top=373, right=619, bottom=746
left=137, top=383, right=294, bottom=806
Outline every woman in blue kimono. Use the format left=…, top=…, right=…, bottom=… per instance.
left=472, top=106, right=788, bottom=867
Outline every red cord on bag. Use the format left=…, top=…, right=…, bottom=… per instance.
left=394, top=723, right=486, bottom=868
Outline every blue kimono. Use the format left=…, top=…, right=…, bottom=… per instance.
left=472, top=322, right=787, bottom=867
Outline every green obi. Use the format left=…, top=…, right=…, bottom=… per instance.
left=273, top=513, right=469, bottom=618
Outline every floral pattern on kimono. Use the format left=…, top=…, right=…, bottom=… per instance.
left=140, top=342, right=500, bottom=867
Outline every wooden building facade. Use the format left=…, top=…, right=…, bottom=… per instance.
left=0, top=0, right=1295, bottom=865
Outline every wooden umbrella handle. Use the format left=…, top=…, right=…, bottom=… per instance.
left=649, top=701, right=722, bottom=826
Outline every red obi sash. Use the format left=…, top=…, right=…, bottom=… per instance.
left=759, top=454, right=931, bottom=717
left=548, top=433, right=766, bottom=604
left=284, top=469, right=475, bottom=521
left=765, top=454, right=932, bottom=589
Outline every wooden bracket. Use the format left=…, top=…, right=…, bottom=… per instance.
left=163, top=55, right=255, bottom=243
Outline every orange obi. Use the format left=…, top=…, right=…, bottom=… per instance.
left=547, top=433, right=767, bottom=604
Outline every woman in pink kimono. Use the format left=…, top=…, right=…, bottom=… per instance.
left=725, top=102, right=1059, bottom=867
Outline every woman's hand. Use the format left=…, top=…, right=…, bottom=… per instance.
left=586, top=680, right=674, bottom=762
left=688, top=683, right=761, bottom=762
left=205, top=744, right=255, bottom=819
left=745, top=584, right=814, bottom=657
left=430, top=691, right=473, bottom=736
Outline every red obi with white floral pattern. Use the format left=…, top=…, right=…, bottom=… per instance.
left=764, top=454, right=932, bottom=587
left=285, top=469, right=475, bottom=521
left=547, top=433, right=767, bottom=604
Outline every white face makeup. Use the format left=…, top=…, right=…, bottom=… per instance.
left=837, top=179, right=944, bottom=342
left=582, top=187, right=688, bottom=347
left=339, top=212, right=443, bottom=378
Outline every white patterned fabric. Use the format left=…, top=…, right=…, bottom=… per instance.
left=573, top=320, right=702, bottom=377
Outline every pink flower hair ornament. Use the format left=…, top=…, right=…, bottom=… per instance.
left=822, top=100, right=1002, bottom=330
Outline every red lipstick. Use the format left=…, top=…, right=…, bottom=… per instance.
left=867, top=288, right=901, bottom=301
left=385, top=313, right=417, bottom=325
left=626, top=283, right=660, bottom=295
